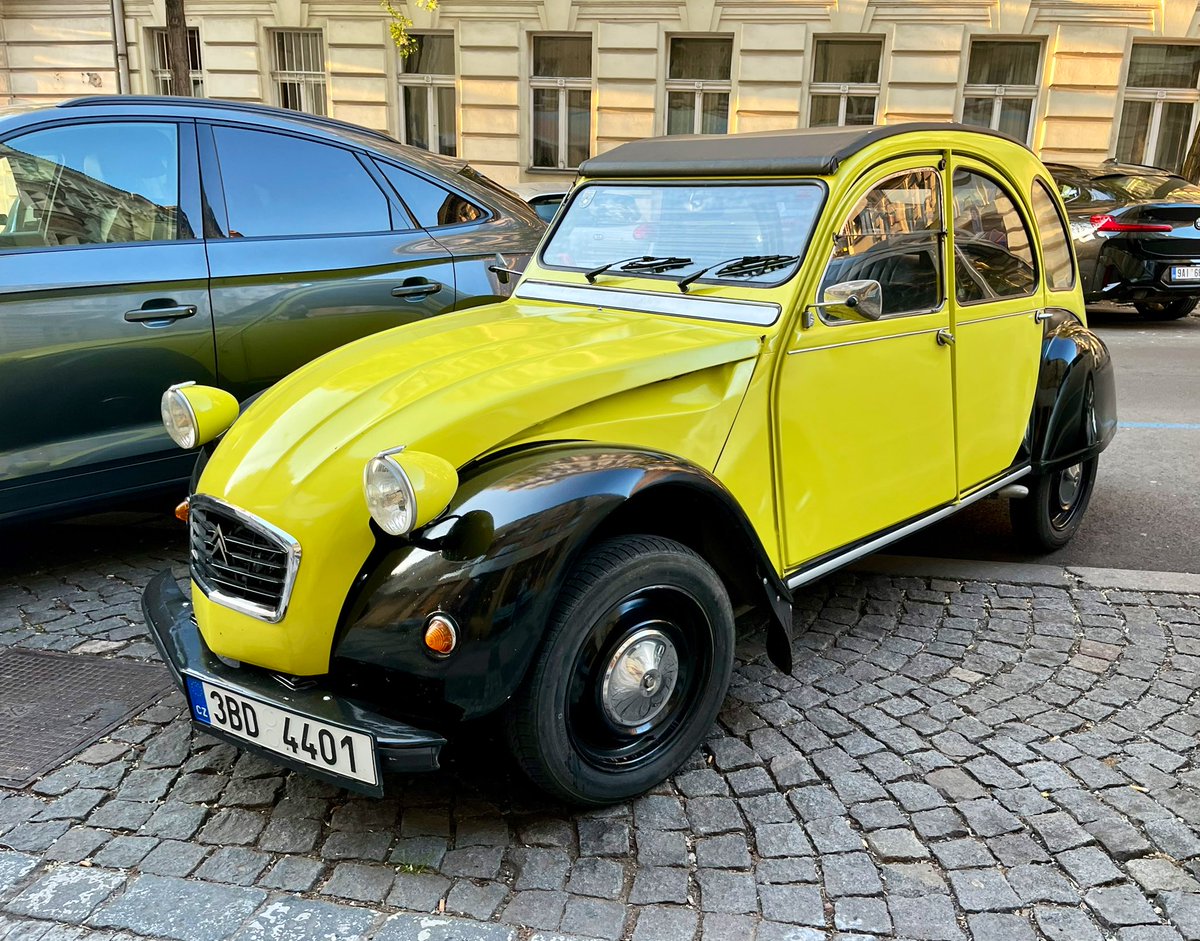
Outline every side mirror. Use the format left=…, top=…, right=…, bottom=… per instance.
left=812, top=279, right=884, bottom=323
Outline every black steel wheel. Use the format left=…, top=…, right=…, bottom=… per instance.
left=1011, top=457, right=1099, bottom=552
left=1135, top=297, right=1198, bottom=321
left=506, top=535, right=734, bottom=805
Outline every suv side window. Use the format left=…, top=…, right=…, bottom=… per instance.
left=375, top=161, right=485, bottom=228
left=1031, top=178, right=1076, bottom=291
left=212, top=126, right=391, bottom=238
left=819, top=168, right=943, bottom=320
left=952, top=169, right=1037, bottom=302
left=0, top=122, right=180, bottom=250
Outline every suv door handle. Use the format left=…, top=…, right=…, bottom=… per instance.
left=1034, top=309, right=1053, bottom=323
left=936, top=328, right=955, bottom=346
left=124, top=303, right=197, bottom=323
left=391, top=280, right=442, bottom=300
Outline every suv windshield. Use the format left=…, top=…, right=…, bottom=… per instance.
left=541, top=182, right=825, bottom=287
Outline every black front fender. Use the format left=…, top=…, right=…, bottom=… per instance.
left=332, top=444, right=790, bottom=722
left=1028, top=310, right=1117, bottom=471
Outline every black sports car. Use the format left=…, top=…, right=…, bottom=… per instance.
left=1047, top=160, right=1200, bottom=320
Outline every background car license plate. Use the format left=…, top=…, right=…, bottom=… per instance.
left=185, top=676, right=377, bottom=786
left=1171, top=266, right=1200, bottom=281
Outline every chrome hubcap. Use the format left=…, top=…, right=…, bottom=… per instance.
left=600, top=627, right=680, bottom=732
left=1057, top=463, right=1083, bottom=511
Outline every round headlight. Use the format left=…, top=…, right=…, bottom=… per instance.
left=363, top=454, right=416, bottom=536
left=161, top=384, right=199, bottom=449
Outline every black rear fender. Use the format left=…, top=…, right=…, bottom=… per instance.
left=1028, top=310, right=1117, bottom=472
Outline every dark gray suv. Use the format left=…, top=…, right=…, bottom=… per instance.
left=0, top=96, right=545, bottom=523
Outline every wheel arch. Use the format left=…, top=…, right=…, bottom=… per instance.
left=1027, top=309, right=1117, bottom=472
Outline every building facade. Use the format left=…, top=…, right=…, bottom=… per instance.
left=1, top=0, right=1199, bottom=186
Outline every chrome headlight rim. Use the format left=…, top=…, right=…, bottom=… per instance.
left=363, top=448, right=417, bottom=536
left=161, top=381, right=199, bottom=450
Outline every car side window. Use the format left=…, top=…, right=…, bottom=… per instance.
left=212, top=127, right=391, bottom=238
left=0, top=122, right=180, bottom=250
left=375, top=161, right=485, bottom=228
left=819, top=168, right=943, bottom=320
left=951, top=169, right=1037, bottom=302
left=1031, top=178, right=1076, bottom=292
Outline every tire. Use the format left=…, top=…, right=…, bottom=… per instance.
left=1011, top=457, right=1099, bottom=552
left=1135, top=297, right=1198, bottom=320
left=506, top=535, right=735, bottom=806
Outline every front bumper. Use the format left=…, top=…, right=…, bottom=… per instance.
left=142, top=570, right=445, bottom=796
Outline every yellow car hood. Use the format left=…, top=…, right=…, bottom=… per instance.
left=194, top=299, right=762, bottom=675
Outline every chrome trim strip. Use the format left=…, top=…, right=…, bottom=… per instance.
left=955, top=308, right=1039, bottom=326
left=515, top=280, right=782, bottom=327
left=189, top=494, right=302, bottom=624
left=787, top=326, right=941, bottom=354
left=785, top=466, right=1032, bottom=590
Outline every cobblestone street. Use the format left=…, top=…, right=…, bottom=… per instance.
left=3, top=515, right=1200, bottom=940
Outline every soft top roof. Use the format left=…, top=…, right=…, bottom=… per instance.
left=579, top=123, right=1026, bottom=179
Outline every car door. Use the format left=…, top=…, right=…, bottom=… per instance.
left=777, top=162, right=957, bottom=568
left=200, top=123, right=457, bottom=400
left=0, top=118, right=214, bottom=519
left=947, top=160, right=1044, bottom=492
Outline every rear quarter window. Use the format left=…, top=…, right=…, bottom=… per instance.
left=1031, top=178, right=1076, bottom=292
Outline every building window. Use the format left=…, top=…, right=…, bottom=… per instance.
left=665, top=37, right=732, bottom=136
left=960, top=40, right=1041, bottom=144
left=271, top=29, right=327, bottom=116
left=149, top=28, right=203, bottom=96
left=399, top=34, right=457, bottom=156
left=530, top=35, right=592, bottom=170
left=810, top=38, right=882, bottom=127
left=1116, top=43, right=1200, bottom=174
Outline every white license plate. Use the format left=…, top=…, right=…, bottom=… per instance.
left=185, top=676, right=378, bottom=786
left=1171, top=266, right=1200, bottom=281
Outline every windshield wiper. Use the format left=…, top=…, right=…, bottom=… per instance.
left=675, top=255, right=801, bottom=293
left=585, top=255, right=694, bottom=284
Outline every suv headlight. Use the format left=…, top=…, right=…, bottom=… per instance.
left=161, top=382, right=239, bottom=449
left=363, top=448, right=458, bottom=536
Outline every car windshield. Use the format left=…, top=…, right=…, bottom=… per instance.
left=540, top=182, right=825, bottom=287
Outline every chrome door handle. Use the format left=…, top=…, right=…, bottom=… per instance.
left=124, top=304, right=197, bottom=323
left=1034, top=309, right=1053, bottom=323
left=391, top=280, right=442, bottom=300
left=936, top=328, right=955, bottom=346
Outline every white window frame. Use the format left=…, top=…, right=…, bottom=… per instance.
left=960, top=40, right=1042, bottom=146
left=397, top=32, right=457, bottom=156
left=529, top=34, right=592, bottom=171
left=1116, top=43, right=1200, bottom=169
left=148, top=27, right=204, bottom=97
left=269, top=29, right=328, bottom=116
left=808, top=37, right=882, bottom=128
left=664, top=35, right=733, bottom=136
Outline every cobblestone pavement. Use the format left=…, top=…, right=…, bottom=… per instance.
left=3, top=515, right=1200, bottom=940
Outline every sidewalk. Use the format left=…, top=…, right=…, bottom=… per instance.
left=2, top=536, right=1200, bottom=940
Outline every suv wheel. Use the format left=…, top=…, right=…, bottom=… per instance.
left=1135, top=298, right=1198, bottom=320
left=507, top=535, right=734, bottom=805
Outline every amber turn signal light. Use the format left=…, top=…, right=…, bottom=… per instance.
left=175, top=499, right=190, bottom=523
left=424, top=614, right=458, bottom=656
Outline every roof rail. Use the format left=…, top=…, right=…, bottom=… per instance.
left=57, top=95, right=397, bottom=144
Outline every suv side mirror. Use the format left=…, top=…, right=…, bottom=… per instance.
left=812, top=279, right=884, bottom=323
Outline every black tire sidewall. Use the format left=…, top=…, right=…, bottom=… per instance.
left=514, top=538, right=735, bottom=805
left=1013, top=457, right=1099, bottom=551
left=1135, top=298, right=1198, bottom=320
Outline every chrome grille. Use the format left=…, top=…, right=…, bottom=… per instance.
left=189, top=497, right=300, bottom=622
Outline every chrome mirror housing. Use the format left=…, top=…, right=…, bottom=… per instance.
left=812, top=279, right=884, bottom=323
